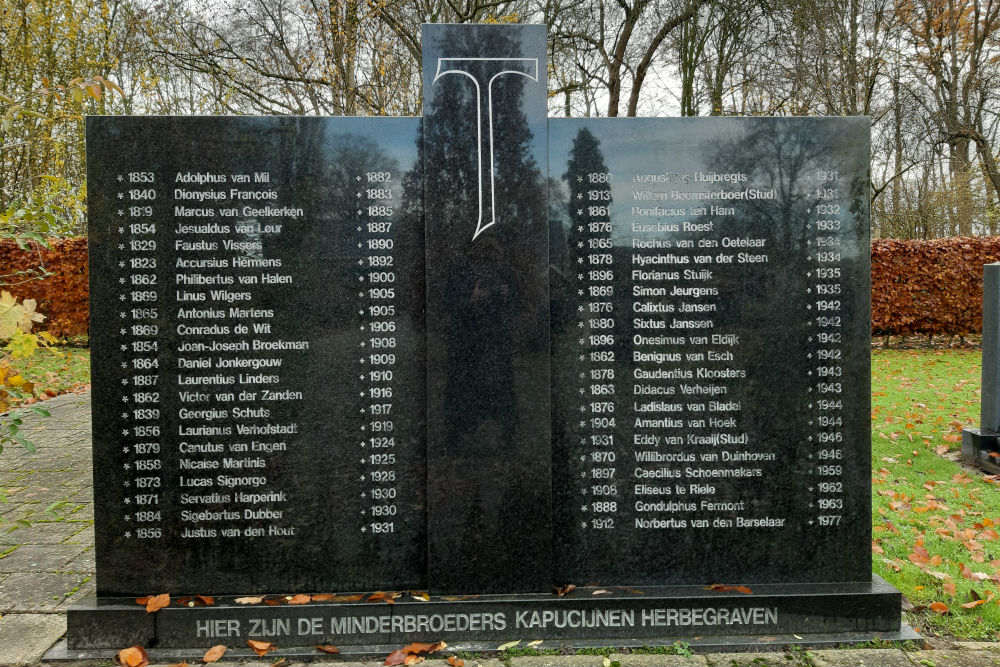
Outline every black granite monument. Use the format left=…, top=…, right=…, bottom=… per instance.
left=963, top=263, right=1000, bottom=472
left=63, top=21, right=911, bottom=660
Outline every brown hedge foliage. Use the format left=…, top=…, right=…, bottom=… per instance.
left=871, top=236, right=1000, bottom=336
left=0, top=238, right=89, bottom=338
left=2, top=236, right=999, bottom=340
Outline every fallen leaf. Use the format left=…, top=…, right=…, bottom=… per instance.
left=196, top=595, right=214, bottom=606
left=592, top=589, right=611, bottom=595
left=385, top=649, right=408, bottom=666
left=962, top=599, right=987, bottom=608
left=202, top=645, right=227, bottom=663
left=943, top=581, right=957, bottom=595
left=235, top=596, right=264, bottom=604
left=263, top=597, right=284, bottom=606
left=706, top=584, right=752, bottom=595
left=498, top=640, right=521, bottom=651
left=526, top=640, right=543, bottom=647
left=446, top=656, right=464, bottom=667
left=369, top=591, right=400, bottom=604
left=272, top=660, right=288, bottom=667
left=287, top=594, right=311, bottom=605
left=145, top=593, right=170, bottom=613
left=311, top=594, right=334, bottom=602
left=166, top=663, right=190, bottom=667
left=404, top=656, right=424, bottom=666
left=316, top=644, right=340, bottom=654
left=330, top=594, right=364, bottom=602
left=929, top=601, right=949, bottom=614
left=554, top=584, right=576, bottom=596
left=409, top=590, right=430, bottom=601
left=248, top=639, right=276, bottom=657
left=403, top=642, right=446, bottom=654
left=116, top=645, right=149, bottom=667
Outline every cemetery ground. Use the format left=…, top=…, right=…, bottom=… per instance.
left=4, top=346, right=1000, bottom=664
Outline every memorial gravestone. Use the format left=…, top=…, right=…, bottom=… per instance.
left=963, top=263, right=1000, bottom=472
left=63, top=22, right=910, bottom=658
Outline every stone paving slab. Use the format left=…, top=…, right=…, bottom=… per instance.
left=912, top=649, right=1000, bottom=666
left=0, top=572, right=93, bottom=613
left=0, top=613, right=67, bottom=665
left=703, top=651, right=800, bottom=666
left=810, top=648, right=915, bottom=666
left=0, top=544, right=86, bottom=573
left=611, top=652, right=709, bottom=666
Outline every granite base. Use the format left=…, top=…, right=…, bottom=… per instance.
left=62, top=577, right=904, bottom=653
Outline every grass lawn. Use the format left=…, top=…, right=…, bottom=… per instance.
left=871, top=347, right=1000, bottom=639
left=12, top=345, right=90, bottom=398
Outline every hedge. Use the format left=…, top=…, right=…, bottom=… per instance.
left=0, top=238, right=89, bottom=338
left=3, top=236, right=1000, bottom=339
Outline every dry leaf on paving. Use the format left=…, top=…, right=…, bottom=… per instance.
left=446, top=656, right=464, bottom=667
left=287, top=594, right=311, bottom=605
left=202, top=644, right=227, bottom=663
left=331, top=593, right=364, bottom=602
left=404, top=655, right=425, bottom=665
left=705, top=584, right=753, bottom=595
left=316, top=644, right=340, bottom=654
left=235, top=596, right=264, bottom=604
left=116, top=645, right=149, bottom=667
left=409, top=590, right=430, bottom=601
left=385, top=649, right=409, bottom=666
left=248, top=639, right=277, bottom=656
left=369, top=591, right=400, bottom=604
left=144, top=593, right=170, bottom=613
left=497, top=640, right=521, bottom=651
left=311, top=593, right=335, bottom=602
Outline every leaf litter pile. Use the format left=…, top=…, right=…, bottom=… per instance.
left=871, top=349, right=1000, bottom=638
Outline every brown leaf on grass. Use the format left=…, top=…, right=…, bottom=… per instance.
left=706, top=584, right=752, bottom=595
left=202, top=645, right=226, bottom=663
left=943, top=581, right=957, bottom=596
left=929, top=601, right=949, bottom=614
left=235, top=596, right=264, bottom=604
left=447, top=656, right=464, bottom=667
left=554, top=584, right=576, bottom=596
left=144, top=593, right=170, bottom=613
left=369, top=591, right=400, bottom=604
left=962, top=599, right=988, bottom=608
left=248, top=639, right=276, bottom=657
left=316, top=644, right=340, bottom=654
left=287, top=594, right=311, bottom=605
left=116, top=645, right=149, bottom=667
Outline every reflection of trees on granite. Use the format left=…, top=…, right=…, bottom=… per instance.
left=422, top=25, right=551, bottom=593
